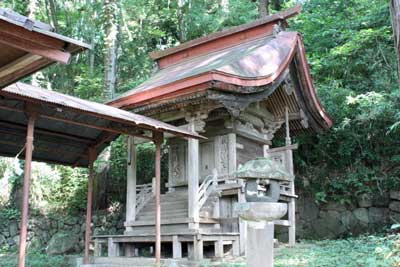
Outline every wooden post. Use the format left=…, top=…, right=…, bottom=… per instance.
left=154, top=132, right=163, bottom=266
left=172, top=235, right=182, bottom=259
left=126, top=137, right=137, bottom=229
left=215, top=238, right=224, bottom=258
left=187, top=118, right=200, bottom=230
left=83, top=148, right=96, bottom=264
left=285, top=107, right=296, bottom=246
left=237, top=184, right=247, bottom=255
left=17, top=114, right=36, bottom=267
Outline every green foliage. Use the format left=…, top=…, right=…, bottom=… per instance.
left=0, top=207, right=20, bottom=220
left=290, top=0, right=400, bottom=201
left=0, top=250, right=67, bottom=267
left=274, top=235, right=400, bottom=267
left=0, top=0, right=398, bottom=210
left=45, top=167, right=89, bottom=213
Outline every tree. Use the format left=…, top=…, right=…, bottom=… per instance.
left=102, top=0, right=119, bottom=100
left=258, top=0, right=269, bottom=18
left=177, top=0, right=187, bottom=42
left=390, top=0, right=400, bottom=81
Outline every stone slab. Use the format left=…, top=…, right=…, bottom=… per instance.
left=390, top=191, right=400, bottom=201
left=389, top=201, right=400, bottom=212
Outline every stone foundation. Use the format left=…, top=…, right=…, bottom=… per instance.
left=0, top=210, right=125, bottom=254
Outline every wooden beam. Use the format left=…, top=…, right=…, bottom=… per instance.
left=0, top=119, right=96, bottom=144
left=0, top=31, right=71, bottom=64
left=0, top=54, right=42, bottom=79
left=0, top=20, right=70, bottom=64
left=0, top=103, right=153, bottom=141
left=0, top=56, right=51, bottom=89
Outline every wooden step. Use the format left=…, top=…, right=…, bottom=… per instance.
left=138, top=210, right=187, bottom=217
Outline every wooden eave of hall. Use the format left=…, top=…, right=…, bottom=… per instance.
left=0, top=8, right=91, bottom=89
left=108, top=6, right=332, bottom=134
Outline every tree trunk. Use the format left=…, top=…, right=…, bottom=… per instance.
left=390, top=0, right=400, bottom=82
left=271, top=0, right=281, bottom=11
left=44, top=0, right=59, bottom=32
left=103, top=0, right=119, bottom=100
left=27, top=0, right=37, bottom=19
left=177, top=0, right=186, bottom=42
left=258, top=0, right=269, bottom=18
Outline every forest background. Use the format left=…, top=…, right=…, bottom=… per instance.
left=0, top=0, right=399, bottom=217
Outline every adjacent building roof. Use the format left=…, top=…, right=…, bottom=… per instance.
left=0, top=8, right=90, bottom=88
left=0, top=82, right=202, bottom=167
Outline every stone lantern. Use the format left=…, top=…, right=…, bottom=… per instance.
left=235, top=157, right=292, bottom=267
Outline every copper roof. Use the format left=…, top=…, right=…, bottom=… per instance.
left=0, top=82, right=202, bottom=167
left=108, top=7, right=332, bottom=134
left=113, top=32, right=296, bottom=100
left=0, top=8, right=90, bottom=89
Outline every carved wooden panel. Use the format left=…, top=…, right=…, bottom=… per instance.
left=168, top=143, right=187, bottom=186
left=200, top=141, right=215, bottom=180
left=215, top=135, right=229, bottom=176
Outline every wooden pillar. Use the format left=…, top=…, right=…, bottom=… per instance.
left=17, top=114, right=36, bottom=267
left=285, top=107, right=296, bottom=246
left=228, top=133, right=236, bottom=175
left=94, top=240, right=101, bottom=257
left=126, top=137, right=137, bottom=230
left=237, top=183, right=247, bottom=256
left=232, top=237, right=240, bottom=256
left=193, top=236, right=203, bottom=260
left=154, top=132, right=163, bottom=266
left=187, top=118, right=200, bottom=229
left=108, top=238, right=119, bottom=257
left=83, top=148, right=96, bottom=264
left=172, top=235, right=182, bottom=259
left=215, top=238, right=224, bottom=258
left=124, top=243, right=135, bottom=257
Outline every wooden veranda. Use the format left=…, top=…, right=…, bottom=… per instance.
left=0, top=82, right=202, bottom=267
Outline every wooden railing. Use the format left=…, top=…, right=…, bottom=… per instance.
left=135, top=178, right=155, bottom=216
left=198, top=169, right=218, bottom=210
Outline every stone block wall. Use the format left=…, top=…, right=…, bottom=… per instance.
left=277, top=190, right=400, bottom=240
left=0, top=210, right=124, bottom=255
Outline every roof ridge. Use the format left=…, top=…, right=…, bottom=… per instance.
left=149, top=5, right=301, bottom=60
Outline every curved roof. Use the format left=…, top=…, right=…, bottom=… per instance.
left=108, top=6, right=332, bottom=133
left=108, top=31, right=332, bottom=130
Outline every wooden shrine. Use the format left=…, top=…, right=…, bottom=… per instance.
left=103, top=6, right=332, bottom=261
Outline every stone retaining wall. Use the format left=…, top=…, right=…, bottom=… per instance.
left=277, top=190, right=400, bottom=240
left=0, top=210, right=124, bottom=255
left=1, top=190, right=399, bottom=253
